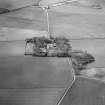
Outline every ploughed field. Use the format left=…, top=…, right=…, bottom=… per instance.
left=0, top=56, right=69, bottom=105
